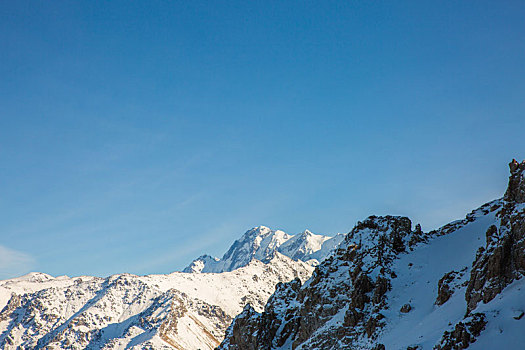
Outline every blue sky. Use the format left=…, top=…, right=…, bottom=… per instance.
left=1, top=1, right=524, bottom=279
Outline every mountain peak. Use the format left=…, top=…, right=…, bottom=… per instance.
left=249, top=225, right=272, bottom=234
left=301, top=229, right=313, bottom=236
left=183, top=226, right=343, bottom=273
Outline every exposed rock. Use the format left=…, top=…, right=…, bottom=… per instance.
left=400, top=303, right=412, bottom=313
left=435, top=269, right=467, bottom=306
left=504, top=159, right=525, bottom=203
left=435, top=313, right=487, bottom=350
left=465, top=163, right=525, bottom=312
left=436, top=272, right=456, bottom=306
left=0, top=293, right=21, bottom=321
left=218, top=304, right=260, bottom=350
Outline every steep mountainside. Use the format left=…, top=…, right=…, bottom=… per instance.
left=219, top=160, right=525, bottom=350
left=0, top=251, right=313, bottom=349
left=184, top=226, right=344, bottom=273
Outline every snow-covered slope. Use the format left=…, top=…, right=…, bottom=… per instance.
left=219, top=159, right=525, bottom=349
left=0, top=252, right=313, bottom=350
left=183, top=226, right=344, bottom=273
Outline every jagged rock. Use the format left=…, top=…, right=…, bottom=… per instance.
left=400, top=303, right=412, bottom=313
left=504, top=159, right=525, bottom=203
left=436, top=271, right=461, bottom=306
left=0, top=293, right=21, bottom=321
left=435, top=313, right=487, bottom=350
left=219, top=304, right=260, bottom=350
left=465, top=162, right=525, bottom=312
left=436, top=276, right=454, bottom=306
left=372, top=276, right=390, bottom=304
left=365, top=317, right=377, bottom=337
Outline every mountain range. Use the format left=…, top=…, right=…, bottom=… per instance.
left=0, top=226, right=339, bottom=349
left=2, top=159, right=525, bottom=349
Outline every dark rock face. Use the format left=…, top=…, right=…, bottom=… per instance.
left=435, top=313, right=487, bottom=350
left=436, top=272, right=456, bottom=306
left=218, top=216, right=427, bottom=349
left=504, top=159, right=525, bottom=203
left=0, top=293, right=21, bottom=322
left=400, top=303, right=412, bottom=313
left=435, top=269, right=467, bottom=306
left=466, top=160, right=525, bottom=312
left=371, top=344, right=386, bottom=350
left=219, top=304, right=261, bottom=350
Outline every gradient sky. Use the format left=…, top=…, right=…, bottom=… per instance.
left=1, top=1, right=524, bottom=279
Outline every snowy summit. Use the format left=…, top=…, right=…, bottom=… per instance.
left=183, top=226, right=344, bottom=273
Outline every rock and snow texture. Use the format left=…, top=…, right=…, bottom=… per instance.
left=0, top=252, right=313, bottom=349
left=183, top=226, right=344, bottom=273
left=218, top=160, right=525, bottom=349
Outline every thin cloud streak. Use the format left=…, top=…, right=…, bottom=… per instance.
left=0, top=245, right=35, bottom=279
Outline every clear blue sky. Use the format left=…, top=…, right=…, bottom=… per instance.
left=1, top=1, right=524, bottom=279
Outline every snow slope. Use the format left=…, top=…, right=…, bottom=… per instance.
left=184, top=226, right=344, bottom=273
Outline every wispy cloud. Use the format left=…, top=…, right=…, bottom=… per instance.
left=0, top=245, right=35, bottom=280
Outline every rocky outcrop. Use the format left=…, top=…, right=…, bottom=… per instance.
left=0, top=293, right=21, bottom=322
left=218, top=216, right=427, bottom=349
left=465, top=160, right=525, bottom=312
left=435, top=268, right=468, bottom=306
left=435, top=313, right=487, bottom=350
left=400, top=303, right=412, bottom=313
left=504, top=159, right=525, bottom=203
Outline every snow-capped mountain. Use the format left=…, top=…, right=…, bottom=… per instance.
left=183, top=226, right=344, bottom=273
left=219, top=159, right=525, bottom=349
left=0, top=248, right=313, bottom=349
left=4, top=159, right=525, bottom=350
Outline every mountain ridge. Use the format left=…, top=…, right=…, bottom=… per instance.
left=2, top=160, right=525, bottom=349
left=0, top=252, right=314, bottom=349
left=218, top=159, right=525, bottom=349
left=183, top=226, right=344, bottom=273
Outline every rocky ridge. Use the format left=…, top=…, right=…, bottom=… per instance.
left=218, top=159, right=525, bottom=349
left=218, top=215, right=430, bottom=349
